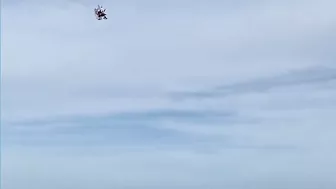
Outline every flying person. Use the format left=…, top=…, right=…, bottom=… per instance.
left=95, top=5, right=107, bottom=20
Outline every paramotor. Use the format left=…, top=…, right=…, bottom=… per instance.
left=94, top=5, right=108, bottom=20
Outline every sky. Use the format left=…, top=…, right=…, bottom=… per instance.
left=1, top=0, right=336, bottom=188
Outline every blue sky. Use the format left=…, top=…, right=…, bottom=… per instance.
left=2, top=0, right=336, bottom=188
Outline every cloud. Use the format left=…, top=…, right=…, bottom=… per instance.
left=172, top=66, right=336, bottom=99
left=2, top=0, right=336, bottom=188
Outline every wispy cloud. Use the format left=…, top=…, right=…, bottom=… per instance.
left=172, top=66, right=336, bottom=99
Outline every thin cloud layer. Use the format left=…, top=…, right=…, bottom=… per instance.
left=2, top=0, right=336, bottom=188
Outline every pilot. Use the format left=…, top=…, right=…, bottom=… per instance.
left=96, top=7, right=107, bottom=20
